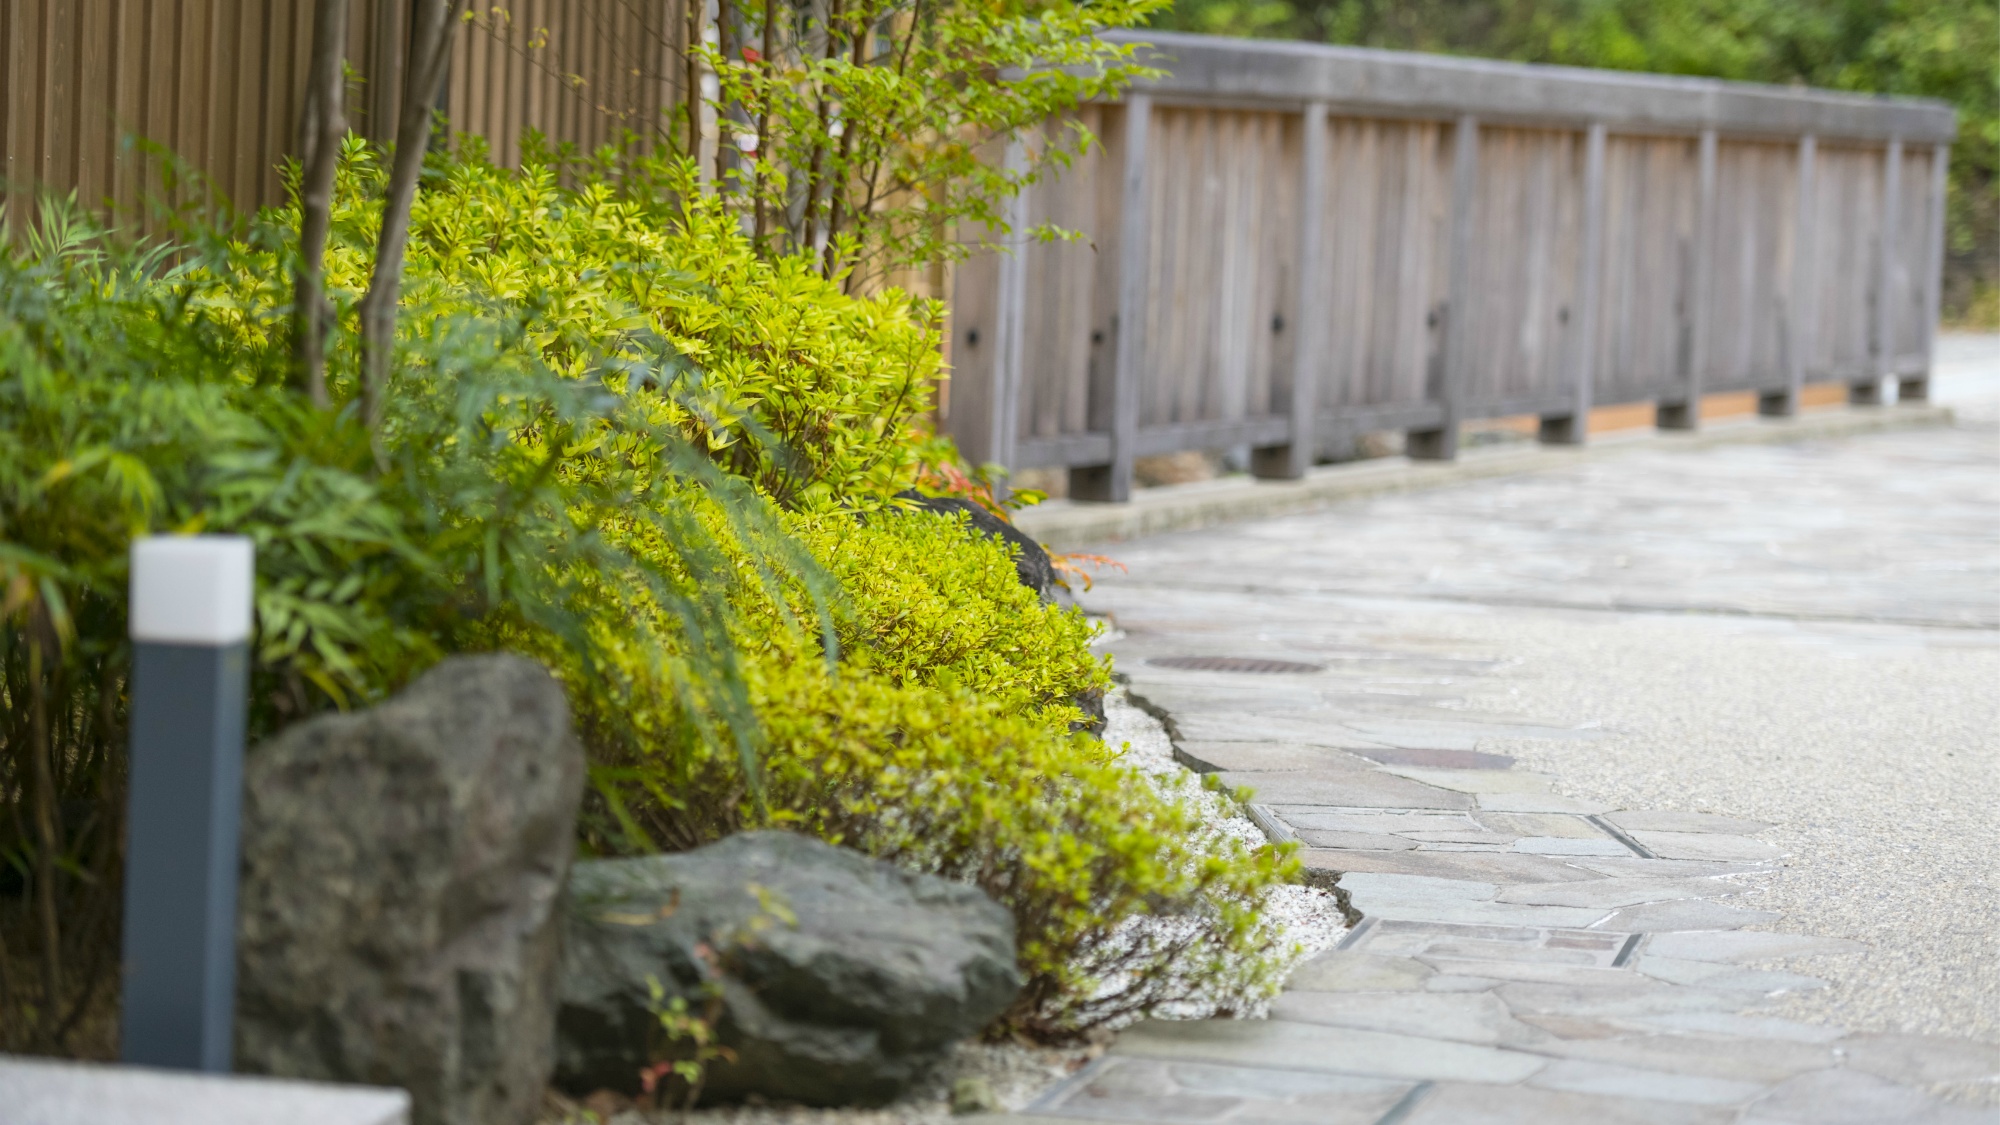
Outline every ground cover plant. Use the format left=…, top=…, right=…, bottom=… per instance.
left=0, top=139, right=1301, bottom=1054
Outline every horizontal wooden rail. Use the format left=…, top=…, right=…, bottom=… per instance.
left=947, top=34, right=1957, bottom=501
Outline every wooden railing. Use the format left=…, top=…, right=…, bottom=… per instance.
left=945, top=33, right=1958, bottom=501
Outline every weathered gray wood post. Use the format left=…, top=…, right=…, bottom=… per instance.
left=1662, top=128, right=1719, bottom=431
left=1073, top=94, right=1152, bottom=502
left=990, top=138, right=1031, bottom=493
left=1546, top=122, right=1607, bottom=444
left=1769, top=133, right=1817, bottom=417
left=1906, top=144, right=1949, bottom=402
left=1411, top=114, right=1479, bottom=460
left=1254, top=100, right=1329, bottom=480
left=120, top=535, right=254, bottom=1072
left=1856, top=137, right=1903, bottom=406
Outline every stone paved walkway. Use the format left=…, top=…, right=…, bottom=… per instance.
left=990, top=380, right=2000, bottom=1123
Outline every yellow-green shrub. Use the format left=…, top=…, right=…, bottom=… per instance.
left=299, top=140, right=941, bottom=511
left=792, top=508, right=1111, bottom=726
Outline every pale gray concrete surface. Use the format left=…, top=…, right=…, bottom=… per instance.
left=1, top=1055, right=409, bottom=1125
left=1009, top=341, right=2000, bottom=1122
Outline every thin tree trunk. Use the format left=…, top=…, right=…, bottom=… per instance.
left=26, top=634, right=62, bottom=1046
left=357, top=0, right=468, bottom=446
left=293, top=0, right=351, bottom=409
left=751, top=0, right=776, bottom=249
left=684, top=0, right=703, bottom=161
left=714, top=0, right=736, bottom=186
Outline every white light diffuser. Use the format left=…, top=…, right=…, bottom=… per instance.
left=129, top=536, right=255, bottom=645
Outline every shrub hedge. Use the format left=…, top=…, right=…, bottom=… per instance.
left=0, top=144, right=1299, bottom=1049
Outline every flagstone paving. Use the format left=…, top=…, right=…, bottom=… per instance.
left=986, top=405, right=2000, bottom=1123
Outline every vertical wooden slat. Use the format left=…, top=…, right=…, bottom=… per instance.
left=1072, top=93, right=1150, bottom=502
left=1544, top=121, right=1605, bottom=444
left=1410, top=113, right=1477, bottom=460
left=1855, top=137, right=1902, bottom=404
left=989, top=138, right=1029, bottom=482
left=1768, top=132, right=1815, bottom=415
left=1660, top=128, right=1716, bottom=429
left=1254, top=100, right=1325, bottom=479
left=1905, top=144, right=1948, bottom=402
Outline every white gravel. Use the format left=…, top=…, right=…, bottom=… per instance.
left=1098, top=686, right=1352, bottom=1022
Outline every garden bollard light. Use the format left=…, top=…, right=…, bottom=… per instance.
left=119, top=535, right=254, bottom=1072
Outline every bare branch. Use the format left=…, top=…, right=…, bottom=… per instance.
left=293, top=0, right=351, bottom=409
left=358, top=0, right=470, bottom=447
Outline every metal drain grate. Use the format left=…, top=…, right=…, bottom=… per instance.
left=1148, top=655, right=1324, bottom=674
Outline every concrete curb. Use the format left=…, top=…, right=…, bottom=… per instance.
left=1014, top=403, right=1956, bottom=552
left=2, top=1055, right=409, bottom=1125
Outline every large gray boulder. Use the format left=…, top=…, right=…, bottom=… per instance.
left=555, top=831, right=1021, bottom=1106
left=236, top=655, right=584, bottom=1125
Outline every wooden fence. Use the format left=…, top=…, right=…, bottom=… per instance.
left=0, top=0, right=689, bottom=230
left=946, top=33, right=1958, bottom=501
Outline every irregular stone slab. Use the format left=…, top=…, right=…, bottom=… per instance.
left=1744, top=1066, right=1963, bottom=1123
left=1617, top=1011, right=1849, bottom=1044
left=1516, top=836, right=1636, bottom=857
left=1110, top=1018, right=1548, bottom=1084
left=1594, top=899, right=1782, bottom=933
left=1478, top=812, right=1608, bottom=839
left=1238, top=770, right=1473, bottom=808
left=1270, top=989, right=1549, bottom=1048
left=1170, top=712, right=1405, bottom=747
left=1332, top=719, right=1488, bottom=751
left=1374, top=901, right=1611, bottom=930
left=1427, top=975, right=1507, bottom=993
left=1634, top=957, right=1827, bottom=994
left=1302, top=847, right=1600, bottom=884
left=1403, top=1082, right=1737, bottom=1125
left=1629, top=955, right=1748, bottom=984
left=1834, top=1033, right=2000, bottom=1088
left=1278, top=807, right=1484, bottom=835
left=237, top=656, right=583, bottom=1125
left=1351, top=745, right=1518, bottom=770
left=1477, top=792, right=1615, bottom=814
left=1171, top=741, right=1380, bottom=773
left=1497, top=880, right=1721, bottom=910
left=1340, top=872, right=1500, bottom=903
left=1414, top=931, right=1628, bottom=969
left=1626, top=831, right=1784, bottom=862
left=556, top=832, right=1020, bottom=1106
left=1528, top=1059, right=1768, bottom=1106
left=1403, top=828, right=1523, bottom=845
left=1027, top=1056, right=1414, bottom=1125
left=1642, top=930, right=1867, bottom=965
left=1604, top=810, right=1775, bottom=835
left=1381, top=766, right=1558, bottom=795
left=1570, top=855, right=1772, bottom=880
left=1285, top=951, right=1437, bottom=992
left=1420, top=958, right=1641, bottom=988
left=1538, top=1033, right=1838, bottom=1084
left=1297, top=829, right=1420, bottom=850
left=1495, top=981, right=1741, bottom=1021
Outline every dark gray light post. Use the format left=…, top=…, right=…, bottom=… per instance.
left=119, top=535, right=254, bottom=1072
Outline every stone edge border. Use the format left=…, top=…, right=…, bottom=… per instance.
left=1016, top=404, right=1956, bottom=552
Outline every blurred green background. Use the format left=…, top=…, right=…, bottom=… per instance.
left=1153, top=0, right=1998, bottom=326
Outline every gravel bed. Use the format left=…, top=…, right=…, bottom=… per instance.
left=552, top=687, right=1345, bottom=1123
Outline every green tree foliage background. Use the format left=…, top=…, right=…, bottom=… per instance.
left=1155, top=0, right=1998, bottom=324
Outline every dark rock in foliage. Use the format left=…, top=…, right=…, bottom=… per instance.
left=1072, top=685, right=1107, bottom=735
left=555, top=831, right=1021, bottom=1107
left=896, top=489, right=1055, bottom=600
left=236, top=655, right=584, bottom=1125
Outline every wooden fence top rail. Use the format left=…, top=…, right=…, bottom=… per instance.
left=1104, top=31, right=1957, bottom=144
